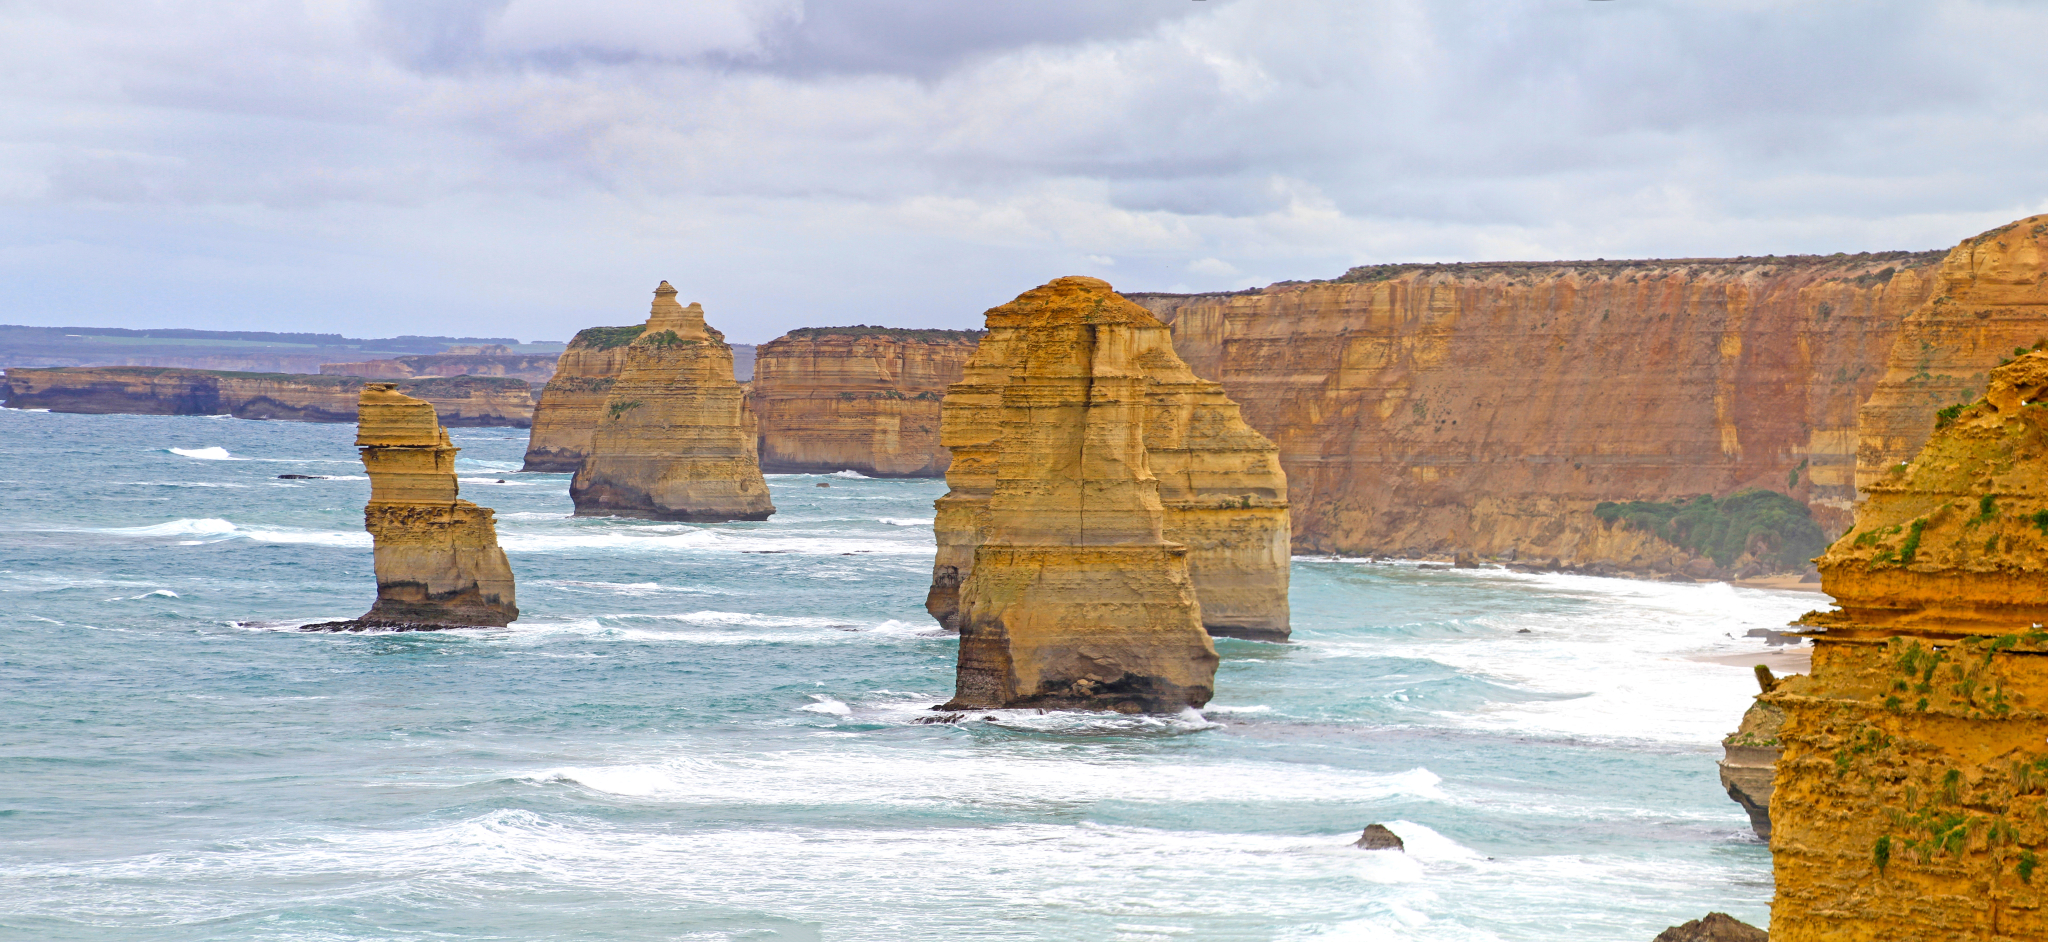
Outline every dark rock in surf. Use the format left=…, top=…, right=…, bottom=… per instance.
left=1651, top=912, right=1767, bottom=942
left=1353, top=824, right=1404, bottom=851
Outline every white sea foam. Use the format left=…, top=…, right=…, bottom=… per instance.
left=167, top=446, right=237, bottom=460
left=828, top=469, right=869, bottom=478
left=798, top=695, right=852, bottom=715
left=89, top=518, right=368, bottom=548
left=494, top=525, right=926, bottom=556
left=877, top=517, right=934, bottom=526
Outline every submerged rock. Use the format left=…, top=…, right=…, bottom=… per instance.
left=928, top=276, right=1291, bottom=642
left=938, top=277, right=1219, bottom=714
left=570, top=282, right=774, bottom=522
left=1770, top=348, right=2048, bottom=939
left=344, top=383, right=516, bottom=628
left=1651, top=913, right=1766, bottom=942
left=1352, top=824, right=1404, bottom=851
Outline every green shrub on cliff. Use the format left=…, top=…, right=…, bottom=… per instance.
left=1593, top=489, right=1827, bottom=571
left=570, top=325, right=646, bottom=350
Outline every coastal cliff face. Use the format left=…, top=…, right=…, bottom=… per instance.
left=521, top=326, right=642, bottom=472
left=2, top=367, right=533, bottom=427
left=351, top=384, right=517, bottom=628
left=1767, top=352, right=2048, bottom=941
left=750, top=328, right=981, bottom=477
left=570, top=283, right=774, bottom=522
left=942, top=277, right=1217, bottom=713
left=929, top=279, right=1291, bottom=641
left=1857, top=216, right=2048, bottom=493
left=321, top=349, right=560, bottom=385
left=1131, top=251, right=1945, bottom=571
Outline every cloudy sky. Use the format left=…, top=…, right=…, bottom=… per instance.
left=5, top=0, right=2047, bottom=343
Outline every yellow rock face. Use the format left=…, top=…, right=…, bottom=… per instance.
left=751, top=328, right=980, bottom=477
left=939, top=277, right=1221, bottom=713
left=354, top=384, right=517, bottom=627
left=1771, top=352, right=2048, bottom=941
left=521, top=325, right=643, bottom=472
left=1858, top=216, right=2048, bottom=494
left=570, top=283, right=775, bottom=522
left=929, top=280, right=1292, bottom=641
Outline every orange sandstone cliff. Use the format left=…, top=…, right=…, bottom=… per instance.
left=750, top=327, right=982, bottom=477
left=1766, top=351, right=2048, bottom=941
left=2, top=367, right=534, bottom=427
left=941, top=277, right=1218, bottom=713
left=930, top=277, right=1291, bottom=642
left=344, top=384, right=517, bottom=628
left=521, top=325, right=643, bottom=472
left=1130, top=250, right=1949, bottom=573
left=570, top=283, right=774, bottom=521
left=321, top=346, right=560, bottom=385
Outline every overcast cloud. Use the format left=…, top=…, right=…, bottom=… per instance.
left=3, top=0, right=2046, bottom=342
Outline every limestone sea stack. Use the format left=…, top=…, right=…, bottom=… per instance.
left=521, top=324, right=644, bottom=472
left=570, top=282, right=774, bottom=521
left=940, top=277, right=1219, bottom=713
left=928, top=278, right=1291, bottom=641
left=350, top=383, right=517, bottom=628
left=1717, top=666, right=1783, bottom=840
left=1767, top=351, right=2048, bottom=939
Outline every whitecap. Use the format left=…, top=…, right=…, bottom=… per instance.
left=87, top=517, right=368, bottom=548
left=798, top=695, right=852, bottom=716
left=828, top=469, right=869, bottom=479
left=877, top=517, right=934, bottom=526
left=128, top=589, right=180, bottom=599
left=168, top=446, right=237, bottom=460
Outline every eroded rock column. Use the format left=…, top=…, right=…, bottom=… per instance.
left=1770, top=351, right=2048, bottom=940
left=941, top=277, right=1218, bottom=713
left=570, top=282, right=774, bottom=522
left=354, top=383, right=517, bottom=627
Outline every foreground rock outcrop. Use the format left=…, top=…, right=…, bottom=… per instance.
left=751, top=327, right=981, bottom=477
left=570, top=283, right=774, bottom=521
left=1130, top=249, right=1954, bottom=574
left=521, top=325, right=644, bottom=472
left=931, top=279, right=1291, bottom=641
left=2, top=367, right=534, bottom=427
left=1652, top=913, right=1767, bottom=942
left=321, top=345, right=560, bottom=385
left=1767, top=352, right=2048, bottom=940
left=337, top=384, right=516, bottom=628
left=1719, top=666, right=1785, bottom=840
left=940, top=277, right=1219, bottom=713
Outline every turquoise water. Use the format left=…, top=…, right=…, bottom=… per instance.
left=0, top=408, right=1809, bottom=941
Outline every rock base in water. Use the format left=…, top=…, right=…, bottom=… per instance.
left=1651, top=913, right=1766, bottom=942
left=1352, top=824, right=1404, bottom=851
left=298, top=620, right=507, bottom=632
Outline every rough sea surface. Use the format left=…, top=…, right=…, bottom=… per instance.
left=0, top=409, right=1811, bottom=941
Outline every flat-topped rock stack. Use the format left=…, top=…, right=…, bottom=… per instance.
left=342, top=383, right=517, bottom=628
left=928, top=278, right=1291, bottom=642
left=937, top=277, right=1221, bottom=714
left=570, top=282, right=774, bottom=522
left=1768, top=350, right=2048, bottom=939
left=521, top=324, right=645, bottom=472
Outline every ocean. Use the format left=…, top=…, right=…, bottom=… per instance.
left=0, top=408, right=1810, bottom=941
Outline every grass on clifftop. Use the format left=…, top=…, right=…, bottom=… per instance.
left=1594, top=489, right=1828, bottom=571
left=570, top=325, right=646, bottom=350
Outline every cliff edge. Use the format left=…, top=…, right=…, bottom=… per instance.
left=751, top=327, right=981, bottom=477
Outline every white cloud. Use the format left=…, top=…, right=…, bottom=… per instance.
left=1188, top=257, right=1239, bottom=277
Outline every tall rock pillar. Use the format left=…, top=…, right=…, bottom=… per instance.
left=571, top=282, right=774, bottom=522
left=941, top=277, right=1219, bottom=713
left=1769, top=351, right=2048, bottom=940
left=354, top=383, right=517, bottom=627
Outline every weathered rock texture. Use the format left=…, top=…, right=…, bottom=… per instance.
left=751, top=327, right=982, bottom=477
left=521, top=325, right=644, bottom=472
left=1652, top=913, right=1768, bottom=942
left=570, top=283, right=774, bottom=522
left=1129, top=250, right=1953, bottom=574
left=1768, top=352, right=2048, bottom=941
left=940, top=277, right=1219, bottom=712
left=349, top=384, right=516, bottom=628
left=321, top=347, right=560, bottom=385
left=929, top=281, right=1292, bottom=641
left=1858, top=216, right=2048, bottom=494
left=2, top=367, right=534, bottom=427
left=1721, top=670, right=1785, bottom=840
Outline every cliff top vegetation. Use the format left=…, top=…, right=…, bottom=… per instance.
left=568, top=325, right=647, bottom=350
left=774, top=326, right=985, bottom=344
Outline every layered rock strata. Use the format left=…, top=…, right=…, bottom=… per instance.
left=345, top=384, right=517, bottom=628
left=321, top=348, right=560, bottom=385
left=2, top=367, right=533, bottom=427
left=940, top=277, right=1218, bottom=713
left=1719, top=667, right=1785, bottom=840
left=929, top=280, right=1292, bottom=641
left=1129, top=249, right=1954, bottom=573
left=570, top=283, right=774, bottom=521
left=751, top=327, right=982, bottom=477
left=1767, top=352, right=2048, bottom=940
left=521, top=325, right=644, bottom=472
